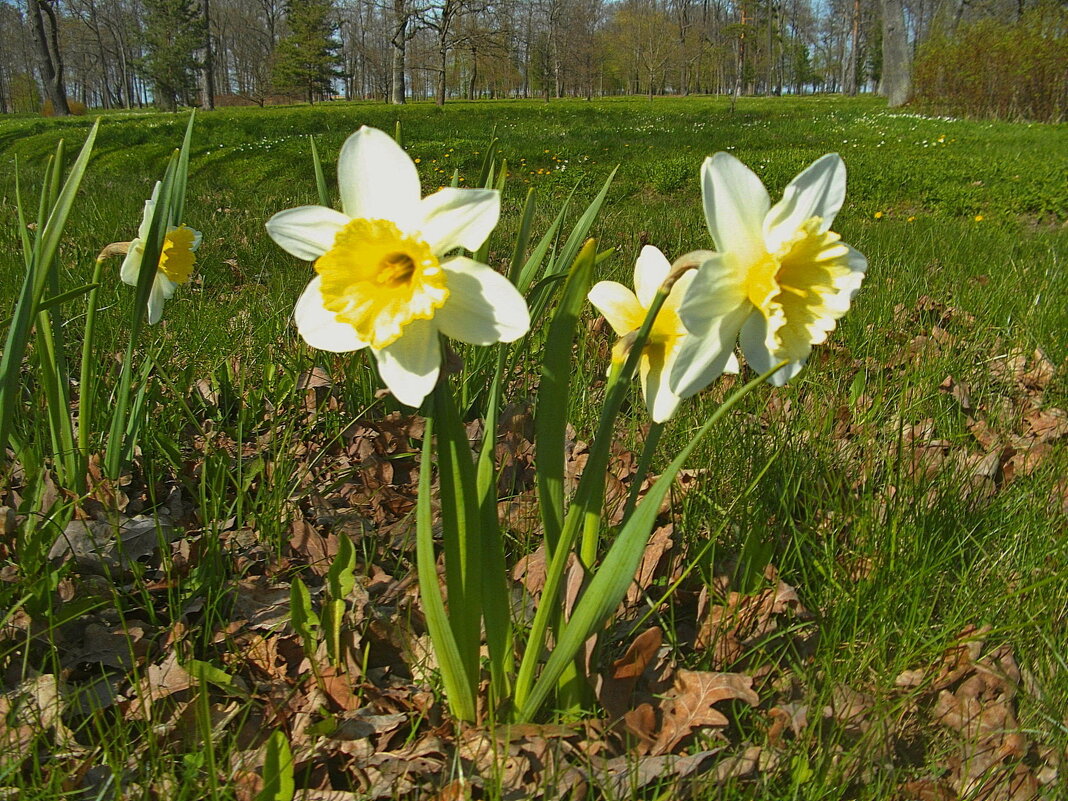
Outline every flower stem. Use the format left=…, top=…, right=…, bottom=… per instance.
left=77, top=256, right=106, bottom=484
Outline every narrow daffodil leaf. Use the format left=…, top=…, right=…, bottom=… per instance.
left=172, top=110, right=195, bottom=225
left=309, top=135, right=329, bottom=207
left=476, top=134, right=498, bottom=188
left=416, top=413, right=476, bottom=722
left=475, top=349, right=514, bottom=705
left=515, top=190, right=572, bottom=295
left=549, top=166, right=618, bottom=279
left=517, top=363, right=784, bottom=722
left=38, top=282, right=101, bottom=313
left=0, top=123, right=98, bottom=465
left=508, top=189, right=537, bottom=286
left=536, top=239, right=598, bottom=557
left=433, top=380, right=483, bottom=693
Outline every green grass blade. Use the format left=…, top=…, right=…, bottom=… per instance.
left=518, top=363, right=784, bottom=722
left=416, top=412, right=476, bottom=722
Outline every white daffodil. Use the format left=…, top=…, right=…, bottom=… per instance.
left=266, top=126, right=529, bottom=408
left=588, top=246, right=738, bottom=423
left=669, top=153, right=867, bottom=396
left=120, top=181, right=202, bottom=325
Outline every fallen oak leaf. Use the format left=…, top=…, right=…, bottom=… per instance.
left=651, top=670, right=759, bottom=756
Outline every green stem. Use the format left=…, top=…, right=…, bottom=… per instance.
left=513, top=286, right=668, bottom=718
left=620, top=421, right=664, bottom=527
left=77, top=257, right=106, bottom=483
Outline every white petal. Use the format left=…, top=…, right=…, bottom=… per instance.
left=419, top=188, right=500, bottom=255
left=738, top=313, right=804, bottom=386
left=643, top=347, right=683, bottom=423
left=677, top=253, right=748, bottom=336
left=374, top=319, right=440, bottom=407
left=189, top=228, right=203, bottom=251
left=588, top=281, right=644, bottom=337
left=633, top=245, right=672, bottom=308
left=266, top=206, right=348, bottom=262
left=293, top=276, right=369, bottom=352
left=337, top=126, right=421, bottom=229
left=146, top=275, right=167, bottom=325
left=669, top=311, right=749, bottom=400
left=724, top=352, right=741, bottom=374
left=137, top=182, right=161, bottom=240
left=120, top=241, right=144, bottom=286
left=763, top=154, right=847, bottom=252
left=436, top=257, right=530, bottom=345
left=702, top=153, right=770, bottom=263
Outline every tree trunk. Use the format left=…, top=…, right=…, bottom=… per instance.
left=844, top=0, right=860, bottom=95
left=200, top=0, right=215, bottom=109
left=880, top=0, right=911, bottom=106
left=27, top=0, right=70, bottom=115
left=436, top=46, right=447, bottom=105
left=390, top=13, right=407, bottom=104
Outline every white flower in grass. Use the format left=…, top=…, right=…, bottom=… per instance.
left=120, top=181, right=201, bottom=325
left=588, top=246, right=738, bottom=423
left=266, top=126, right=529, bottom=407
left=670, top=153, right=867, bottom=396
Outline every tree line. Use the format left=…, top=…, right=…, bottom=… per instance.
left=0, top=0, right=1060, bottom=118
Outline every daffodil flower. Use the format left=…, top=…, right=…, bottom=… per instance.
left=266, top=126, right=529, bottom=407
left=670, top=153, right=867, bottom=395
left=120, top=181, right=201, bottom=325
left=588, top=246, right=737, bottom=423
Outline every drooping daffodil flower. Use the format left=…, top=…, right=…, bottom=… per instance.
left=669, top=153, right=867, bottom=396
left=120, top=181, right=201, bottom=325
left=588, top=245, right=738, bottom=423
left=266, top=126, right=529, bottom=407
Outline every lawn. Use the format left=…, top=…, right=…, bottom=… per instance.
left=0, top=96, right=1065, bottom=800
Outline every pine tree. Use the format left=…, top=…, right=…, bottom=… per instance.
left=142, top=0, right=203, bottom=111
left=272, top=0, right=341, bottom=103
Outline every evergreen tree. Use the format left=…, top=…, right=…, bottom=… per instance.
left=142, top=0, right=203, bottom=110
left=272, top=0, right=341, bottom=103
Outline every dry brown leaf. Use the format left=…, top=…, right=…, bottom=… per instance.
left=651, top=670, right=759, bottom=756
left=125, top=651, right=194, bottom=720
left=624, top=524, right=674, bottom=608
left=598, top=627, right=663, bottom=722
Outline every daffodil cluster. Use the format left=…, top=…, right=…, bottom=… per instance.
left=266, top=126, right=529, bottom=407
left=591, top=152, right=867, bottom=420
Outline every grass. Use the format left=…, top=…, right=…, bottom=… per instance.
left=0, top=96, right=1066, bottom=799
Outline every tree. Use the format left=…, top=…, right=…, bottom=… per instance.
left=880, top=0, right=909, bottom=106
left=25, top=0, right=70, bottom=115
left=142, top=0, right=203, bottom=110
left=272, top=0, right=341, bottom=102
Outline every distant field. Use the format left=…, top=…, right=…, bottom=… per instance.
left=0, top=97, right=1066, bottom=799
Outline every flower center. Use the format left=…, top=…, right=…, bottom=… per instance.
left=159, top=225, right=197, bottom=284
left=746, top=215, right=855, bottom=361
left=315, top=218, right=449, bottom=349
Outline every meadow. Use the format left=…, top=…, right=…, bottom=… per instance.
left=0, top=96, right=1065, bottom=799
